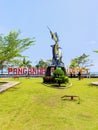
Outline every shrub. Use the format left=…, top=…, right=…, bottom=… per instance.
left=43, top=76, right=54, bottom=83
left=53, top=68, right=69, bottom=86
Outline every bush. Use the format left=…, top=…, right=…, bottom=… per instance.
left=43, top=76, right=54, bottom=83
left=53, top=68, right=69, bottom=86
left=53, top=68, right=64, bottom=76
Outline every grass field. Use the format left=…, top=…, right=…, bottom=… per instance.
left=0, top=77, right=98, bottom=130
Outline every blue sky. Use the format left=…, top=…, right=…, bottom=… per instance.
left=0, top=0, right=98, bottom=72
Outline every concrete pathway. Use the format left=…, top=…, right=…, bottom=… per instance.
left=91, top=82, right=98, bottom=86
left=0, top=81, right=20, bottom=93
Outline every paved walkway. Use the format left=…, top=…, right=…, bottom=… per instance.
left=91, top=82, right=98, bottom=86
left=0, top=81, right=20, bottom=93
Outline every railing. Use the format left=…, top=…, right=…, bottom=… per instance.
left=67, top=73, right=98, bottom=78
left=0, top=73, right=98, bottom=78
left=0, top=74, right=45, bottom=78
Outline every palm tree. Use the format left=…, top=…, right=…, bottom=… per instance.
left=19, top=58, right=32, bottom=68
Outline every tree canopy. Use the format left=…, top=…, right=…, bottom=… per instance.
left=69, top=53, right=93, bottom=69
left=93, top=50, right=98, bottom=53
left=19, top=57, right=32, bottom=68
left=0, top=30, right=35, bottom=73
left=35, top=59, right=49, bottom=68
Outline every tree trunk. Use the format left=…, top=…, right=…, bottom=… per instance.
left=58, top=81, right=61, bottom=87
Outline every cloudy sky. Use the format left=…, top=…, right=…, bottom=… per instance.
left=0, top=0, right=98, bottom=72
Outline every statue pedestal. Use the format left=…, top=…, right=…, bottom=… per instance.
left=43, top=65, right=66, bottom=83
left=45, top=65, right=66, bottom=76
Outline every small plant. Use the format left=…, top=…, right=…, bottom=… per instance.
left=43, top=76, right=54, bottom=83
left=53, top=67, right=69, bottom=87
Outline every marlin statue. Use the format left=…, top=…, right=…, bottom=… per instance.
left=47, top=27, right=62, bottom=65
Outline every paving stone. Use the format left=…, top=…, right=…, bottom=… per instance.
left=0, top=81, right=20, bottom=93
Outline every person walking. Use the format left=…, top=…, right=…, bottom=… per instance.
left=78, top=71, right=81, bottom=80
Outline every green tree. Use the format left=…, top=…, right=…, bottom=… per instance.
left=93, top=50, right=98, bottom=53
left=69, top=53, right=93, bottom=69
left=35, top=59, right=48, bottom=68
left=7, top=59, right=22, bottom=68
left=19, top=57, right=32, bottom=68
left=0, top=30, right=35, bottom=73
left=69, top=59, right=79, bottom=69
left=53, top=68, right=69, bottom=87
left=46, top=59, right=52, bottom=66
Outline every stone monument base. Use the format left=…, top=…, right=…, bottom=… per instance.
left=43, top=65, right=66, bottom=83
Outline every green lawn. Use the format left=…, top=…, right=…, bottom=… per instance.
left=0, top=78, right=98, bottom=130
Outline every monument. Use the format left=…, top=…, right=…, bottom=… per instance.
left=45, top=27, right=66, bottom=77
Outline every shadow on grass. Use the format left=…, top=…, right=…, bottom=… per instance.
left=88, top=83, right=98, bottom=87
left=61, top=98, right=81, bottom=104
left=42, top=83, right=67, bottom=89
left=0, top=82, right=8, bottom=85
left=42, top=82, right=72, bottom=89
